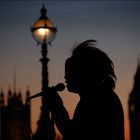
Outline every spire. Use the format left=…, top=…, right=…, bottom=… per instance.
left=26, top=86, right=30, bottom=105
left=26, top=87, right=30, bottom=96
left=0, top=88, right=4, bottom=106
left=8, top=85, right=12, bottom=105
left=8, top=85, right=12, bottom=96
left=18, top=88, right=22, bottom=102
left=13, top=65, right=17, bottom=95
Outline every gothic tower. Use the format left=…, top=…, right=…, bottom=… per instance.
left=0, top=87, right=31, bottom=140
left=128, top=60, right=140, bottom=140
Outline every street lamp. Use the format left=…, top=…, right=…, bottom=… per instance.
left=30, top=5, right=57, bottom=140
left=31, top=6, right=57, bottom=45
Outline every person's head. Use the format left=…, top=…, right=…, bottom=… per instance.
left=65, top=40, right=116, bottom=95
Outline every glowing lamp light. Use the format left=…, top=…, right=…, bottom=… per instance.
left=31, top=5, right=57, bottom=45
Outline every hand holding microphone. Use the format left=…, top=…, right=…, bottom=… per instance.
left=27, top=83, right=65, bottom=101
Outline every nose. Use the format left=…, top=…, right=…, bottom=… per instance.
left=64, top=76, right=67, bottom=83
left=64, top=74, right=68, bottom=84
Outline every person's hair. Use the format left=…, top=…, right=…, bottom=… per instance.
left=69, top=39, right=116, bottom=90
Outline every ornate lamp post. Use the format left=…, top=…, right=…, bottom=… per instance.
left=30, top=5, right=57, bottom=140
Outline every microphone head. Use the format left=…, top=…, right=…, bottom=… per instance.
left=55, top=83, right=65, bottom=91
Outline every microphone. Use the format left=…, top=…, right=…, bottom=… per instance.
left=27, top=83, right=65, bottom=101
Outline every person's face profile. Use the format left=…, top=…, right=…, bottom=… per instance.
left=64, top=58, right=81, bottom=93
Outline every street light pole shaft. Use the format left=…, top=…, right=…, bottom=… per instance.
left=41, top=43, right=49, bottom=91
left=32, top=43, right=55, bottom=140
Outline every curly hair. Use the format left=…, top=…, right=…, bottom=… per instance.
left=69, top=39, right=116, bottom=90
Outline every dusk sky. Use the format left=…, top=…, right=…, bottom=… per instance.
left=0, top=1, right=140, bottom=139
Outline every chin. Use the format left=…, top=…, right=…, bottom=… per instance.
left=66, top=85, right=72, bottom=92
left=66, top=85, right=78, bottom=93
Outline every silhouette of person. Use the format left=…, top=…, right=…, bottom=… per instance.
left=48, top=39, right=125, bottom=140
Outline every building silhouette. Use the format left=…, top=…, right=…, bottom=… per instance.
left=128, top=61, right=140, bottom=140
left=0, top=87, right=31, bottom=140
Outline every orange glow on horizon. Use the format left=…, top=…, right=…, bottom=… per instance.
left=124, top=112, right=130, bottom=140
